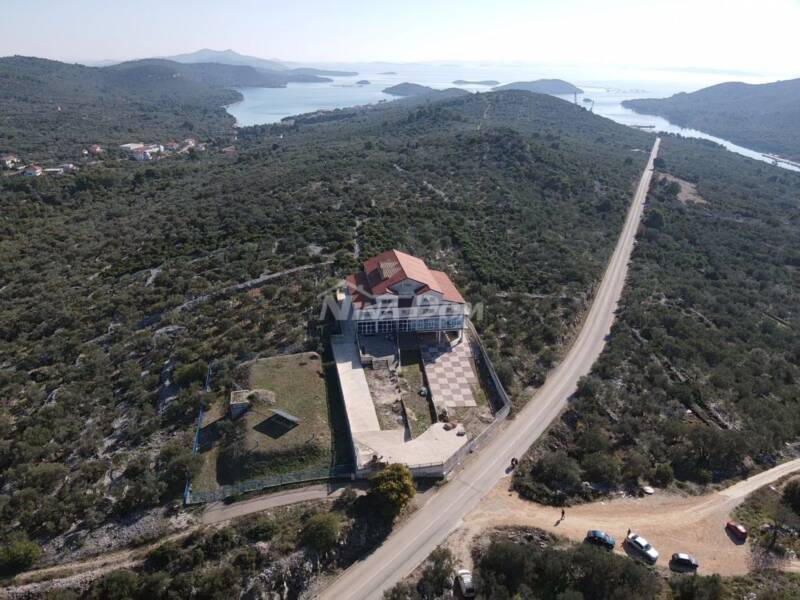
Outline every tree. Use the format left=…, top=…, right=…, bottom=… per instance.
left=645, top=208, right=665, bottom=229
left=383, top=582, right=421, bottom=600
left=782, top=479, right=800, bottom=514
left=669, top=574, right=725, bottom=600
left=479, top=541, right=529, bottom=593
left=368, top=464, right=416, bottom=519
left=418, top=547, right=455, bottom=597
left=652, top=462, right=675, bottom=486
left=580, top=453, right=622, bottom=486
left=300, top=512, right=342, bottom=553
left=172, top=360, right=208, bottom=387
left=243, top=515, right=278, bottom=541
left=533, top=451, right=582, bottom=492
left=87, top=570, right=139, bottom=600
left=0, top=538, right=41, bottom=574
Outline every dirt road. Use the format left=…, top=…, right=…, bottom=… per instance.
left=450, top=458, right=800, bottom=576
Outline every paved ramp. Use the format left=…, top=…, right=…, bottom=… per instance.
left=331, top=335, right=381, bottom=434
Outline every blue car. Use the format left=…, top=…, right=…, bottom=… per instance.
left=585, top=530, right=615, bottom=550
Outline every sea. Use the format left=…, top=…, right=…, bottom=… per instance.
left=225, top=62, right=799, bottom=173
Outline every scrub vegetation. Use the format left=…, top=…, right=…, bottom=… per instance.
left=515, top=135, right=800, bottom=504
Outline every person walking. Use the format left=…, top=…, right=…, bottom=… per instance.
left=561, top=508, right=566, bottom=521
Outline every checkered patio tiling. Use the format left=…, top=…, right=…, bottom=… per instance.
left=420, top=340, right=477, bottom=410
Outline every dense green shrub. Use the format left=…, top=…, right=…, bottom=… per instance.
left=300, top=513, right=343, bottom=553
left=0, top=538, right=41, bottom=574
left=368, top=464, right=416, bottom=520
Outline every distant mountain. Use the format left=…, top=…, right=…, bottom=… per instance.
left=164, top=48, right=288, bottom=71
left=493, top=79, right=583, bottom=95
left=623, top=78, right=800, bottom=161
left=383, top=82, right=437, bottom=97
left=162, top=49, right=356, bottom=77
left=453, top=79, right=499, bottom=86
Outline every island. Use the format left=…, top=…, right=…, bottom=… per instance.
left=493, top=79, right=583, bottom=95
left=289, top=67, right=358, bottom=77
left=382, top=82, right=437, bottom=97
left=378, top=71, right=398, bottom=75
left=356, top=80, right=370, bottom=85
left=622, top=77, right=800, bottom=161
left=453, top=79, right=500, bottom=86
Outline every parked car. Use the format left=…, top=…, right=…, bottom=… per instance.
left=585, top=530, right=615, bottom=550
left=726, top=520, right=748, bottom=541
left=625, top=532, right=659, bottom=564
left=670, top=553, right=699, bottom=571
left=456, top=569, right=476, bottom=598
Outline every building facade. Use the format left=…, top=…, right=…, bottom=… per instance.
left=344, top=249, right=466, bottom=335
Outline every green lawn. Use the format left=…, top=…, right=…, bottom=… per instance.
left=194, top=352, right=335, bottom=489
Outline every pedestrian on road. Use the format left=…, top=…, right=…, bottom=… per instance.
left=627, top=528, right=631, bottom=537
left=561, top=508, right=565, bottom=521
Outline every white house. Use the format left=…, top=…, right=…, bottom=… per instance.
left=132, top=150, right=152, bottom=161
left=22, top=165, right=43, bottom=177
left=1, top=154, right=20, bottom=169
left=344, top=249, right=466, bottom=336
left=120, top=143, right=145, bottom=152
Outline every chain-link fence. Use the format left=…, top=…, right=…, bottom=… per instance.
left=185, top=463, right=355, bottom=504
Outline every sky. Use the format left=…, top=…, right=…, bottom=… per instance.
left=1, top=0, right=798, bottom=78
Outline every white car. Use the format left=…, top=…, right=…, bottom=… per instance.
left=456, top=569, right=476, bottom=598
left=625, top=532, right=659, bottom=564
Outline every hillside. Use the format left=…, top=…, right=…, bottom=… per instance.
left=0, top=56, right=337, bottom=162
left=0, top=64, right=657, bottom=567
left=493, top=79, right=583, bottom=95
left=623, top=78, right=800, bottom=161
left=0, top=56, right=238, bottom=161
left=515, top=134, right=800, bottom=505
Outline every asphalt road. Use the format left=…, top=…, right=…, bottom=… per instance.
left=319, top=138, right=662, bottom=600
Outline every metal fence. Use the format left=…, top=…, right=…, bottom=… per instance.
left=185, top=463, right=355, bottom=505
left=183, top=406, right=206, bottom=504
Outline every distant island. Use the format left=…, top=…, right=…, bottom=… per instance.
left=622, top=77, right=800, bottom=161
left=159, top=48, right=357, bottom=77
left=493, top=79, right=583, bottom=95
left=378, top=71, right=398, bottom=75
left=356, top=80, right=370, bottom=85
left=289, top=67, right=358, bottom=77
left=382, top=82, right=436, bottom=97
left=453, top=79, right=499, bottom=86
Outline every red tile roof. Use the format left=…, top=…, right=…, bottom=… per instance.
left=346, top=249, right=464, bottom=306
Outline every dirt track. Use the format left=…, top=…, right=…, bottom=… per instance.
left=448, top=458, right=800, bottom=576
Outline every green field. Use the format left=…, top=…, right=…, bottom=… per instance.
left=195, top=352, right=337, bottom=489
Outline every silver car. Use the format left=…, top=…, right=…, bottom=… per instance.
left=456, top=569, right=476, bottom=598
left=625, top=532, right=659, bottom=564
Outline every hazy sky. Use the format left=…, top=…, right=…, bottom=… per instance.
left=1, top=0, right=798, bottom=76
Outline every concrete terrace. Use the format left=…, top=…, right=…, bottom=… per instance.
left=331, top=320, right=468, bottom=475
